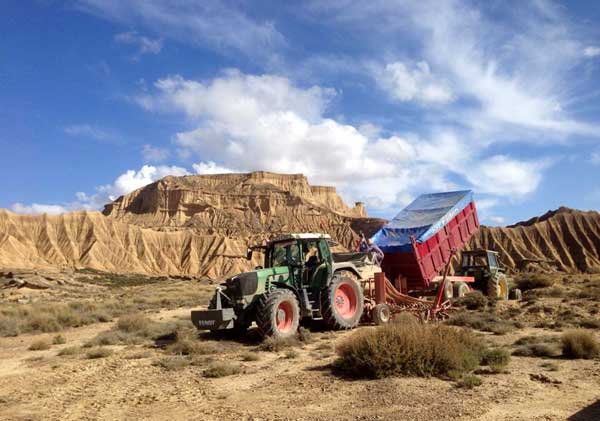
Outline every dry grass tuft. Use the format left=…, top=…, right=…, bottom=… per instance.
left=86, top=347, right=112, bottom=359
left=512, top=335, right=561, bottom=357
left=258, top=336, right=299, bottom=352
left=480, top=348, right=510, bottom=372
left=202, top=362, right=241, bottom=378
left=52, top=334, right=66, bottom=345
left=153, top=355, right=190, bottom=371
left=456, top=374, right=482, bottom=388
left=454, top=291, right=488, bottom=310
left=28, top=339, right=51, bottom=351
left=561, top=329, right=600, bottom=359
left=447, top=311, right=522, bottom=335
left=58, top=346, right=80, bottom=356
left=334, top=321, right=484, bottom=379
left=515, top=273, right=556, bottom=291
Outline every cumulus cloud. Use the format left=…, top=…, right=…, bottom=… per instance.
left=11, top=203, right=68, bottom=215
left=583, top=46, right=600, bottom=57
left=375, top=61, right=454, bottom=104
left=115, top=31, right=163, bottom=59
left=192, top=161, right=233, bottom=174
left=11, top=165, right=190, bottom=215
left=142, top=144, right=170, bottom=162
left=135, top=70, right=548, bottom=211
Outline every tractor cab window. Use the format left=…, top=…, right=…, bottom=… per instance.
left=303, top=241, right=322, bottom=267
left=461, top=254, right=488, bottom=267
left=487, top=253, right=498, bottom=268
left=270, top=241, right=301, bottom=267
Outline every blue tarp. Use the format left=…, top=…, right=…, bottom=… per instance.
left=372, top=190, right=473, bottom=253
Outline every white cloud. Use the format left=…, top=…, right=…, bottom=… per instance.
left=11, top=165, right=190, bottom=215
left=115, top=31, right=163, bottom=58
left=77, top=0, right=284, bottom=60
left=193, top=161, right=233, bottom=174
left=135, top=70, right=548, bottom=212
left=583, top=46, right=600, bottom=58
left=375, top=61, right=453, bottom=104
left=488, top=216, right=505, bottom=224
left=142, top=144, right=170, bottom=162
left=64, top=124, right=116, bottom=142
left=11, top=203, right=68, bottom=215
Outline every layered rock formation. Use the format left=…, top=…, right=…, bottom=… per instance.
left=0, top=172, right=381, bottom=278
left=469, top=207, right=600, bottom=273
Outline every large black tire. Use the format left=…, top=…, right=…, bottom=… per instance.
left=372, top=303, right=391, bottom=325
left=321, top=276, right=364, bottom=330
left=256, top=289, right=300, bottom=339
left=487, top=273, right=509, bottom=300
left=453, top=282, right=470, bottom=299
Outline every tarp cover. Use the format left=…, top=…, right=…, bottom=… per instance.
left=372, top=190, right=473, bottom=253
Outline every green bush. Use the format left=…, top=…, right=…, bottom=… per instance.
left=334, top=321, right=484, bottom=379
left=561, top=329, right=600, bottom=359
left=456, top=374, right=482, bottom=389
left=480, top=348, right=510, bottom=372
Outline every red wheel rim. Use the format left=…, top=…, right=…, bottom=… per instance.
left=276, top=300, right=294, bottom=333
left=335, top=283, right=357, bottom=319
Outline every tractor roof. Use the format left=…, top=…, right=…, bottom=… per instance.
left=271, top=233, right=331, bottom=242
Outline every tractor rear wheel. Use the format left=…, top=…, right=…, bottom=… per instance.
left=256, top=289, right=300, bottom=339
left=487, top=274, right=509, bottom=300
left=453, top=282, right=470, bottom=298
left=321, top=276, right=364, bottom=330
left=372, top=303, right=390, bottom=325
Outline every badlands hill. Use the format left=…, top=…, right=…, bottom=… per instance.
left=0, top=172, right=383, bottom=278
left=470, top=207, right=600, bottom=273
left=0, top=171, right=598, bottom=277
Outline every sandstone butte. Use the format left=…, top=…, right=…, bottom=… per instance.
left=0, top=171, right=599, bottom=278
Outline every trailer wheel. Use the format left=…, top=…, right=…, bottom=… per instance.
left=440, top=280, right=453, bottom=300
left=372, top=303, right=390, bottom=325
left=487, top=274, right=509, bottom=300
left=453, top=282, right=470, bottom=298
left=256, top=289, right=300, bottom=339
left=321, top=276, right=364, bottom=330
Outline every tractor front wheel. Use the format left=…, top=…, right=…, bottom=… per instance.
left=372, top=303, right=390, bottom=325
left=321, top=276, right=364, bottom=330
left=256, top=289, right=300, bottom=339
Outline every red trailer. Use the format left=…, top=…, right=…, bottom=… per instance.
left=372, top=190, right=479, bottom=298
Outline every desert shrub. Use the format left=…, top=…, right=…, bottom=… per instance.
left=0, top=317, right=20, bottom=337
left=28, top=339, right=51, bottom=351
left=57, top=346, right=80, bottom=356
left=512, top=335, right=561, bottom=357
left=454, top=291, right=488, bottom=310
left=240, top=352, right=260, bottom=362
left=153, top=355, right=190, bottom=371
left=480, top=348, right=510, bottom=372
left=258, top=336, right=299, bottom=352
left=116, top=313, right=153, bottom=334
left=86, top=347, right=112, bottom=359
left=561, top=329, right=600, bottom=359
left=515, top=273, right=555, bottom=291
left=334, top=322, right=484, bottom=379
left=168, top=338, right=221, bottom=356
left=447, top=312, right=521, bottom=335
left=456, top=374, right=482, bottom=389
left=52, top=334, right=66, bottom=345
left=202, top=362, right=241, bottom=378
left=284, top=349, right=299, bottom=359
left=297, top=327, right=313, bottom=342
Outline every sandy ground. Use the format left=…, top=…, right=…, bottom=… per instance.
left=1, top=307, right=599, bottom=421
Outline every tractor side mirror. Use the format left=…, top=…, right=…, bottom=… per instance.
left=246, top=248, right=253, bottom=260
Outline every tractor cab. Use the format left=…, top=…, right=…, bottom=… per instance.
left=458, top=250, right=509, bottom=298
left=263, top=234, right=333, bottom=289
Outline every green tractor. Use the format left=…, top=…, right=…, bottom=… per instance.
left=191, top=233, right=376, bottom=339
left=457, top=249, right=518, bottom=300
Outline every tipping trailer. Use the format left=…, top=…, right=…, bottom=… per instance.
left=371, top=190, right=479, bottom=300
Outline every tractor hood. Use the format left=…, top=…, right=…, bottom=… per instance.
left=225, top=266, right=290, bottom=299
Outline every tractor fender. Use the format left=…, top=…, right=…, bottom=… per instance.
left=332, top=264, right=361, bottom=280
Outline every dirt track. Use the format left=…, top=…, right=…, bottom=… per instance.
left=1, top=307, right=599, bottom=421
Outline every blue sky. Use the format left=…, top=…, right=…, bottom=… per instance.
left=2, top=0, right=600, bottom=224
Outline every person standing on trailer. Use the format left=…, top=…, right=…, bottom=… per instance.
left=366, top=239, right=384, bottom=266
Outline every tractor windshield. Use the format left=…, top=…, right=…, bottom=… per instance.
left=270, top=240, right=301, bottom=267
